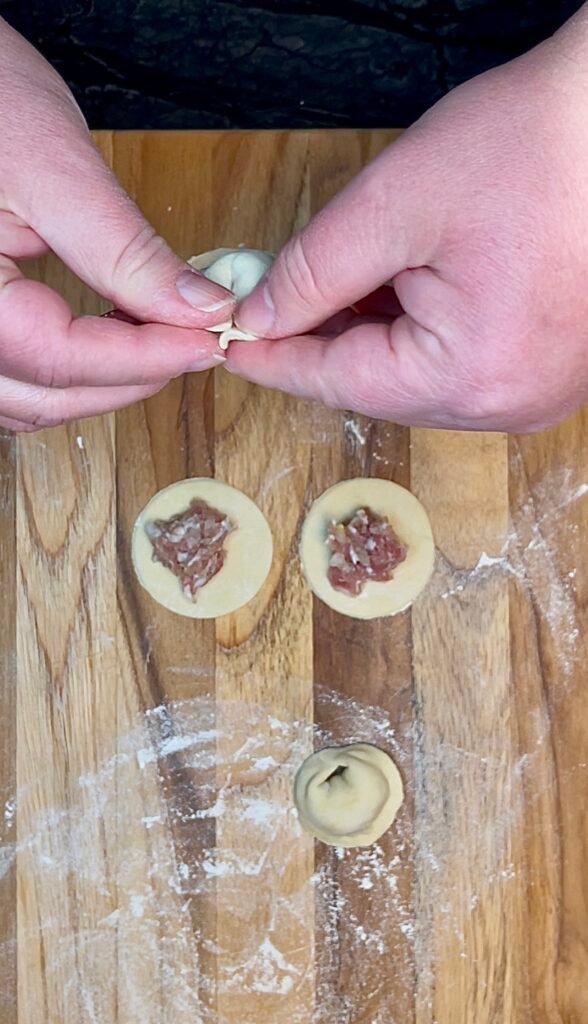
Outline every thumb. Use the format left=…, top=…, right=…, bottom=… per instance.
left=236, top=133, right=440, bottom=339
left=18, top=136, right=234, bottom=330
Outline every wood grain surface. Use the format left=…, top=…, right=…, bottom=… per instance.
left=1, top=130, right=587, bottom=1024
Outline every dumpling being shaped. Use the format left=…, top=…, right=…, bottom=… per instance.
left=188, top=247, right=274, bottom=349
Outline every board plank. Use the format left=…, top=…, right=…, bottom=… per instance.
left=16, top=416, right=118, bottom=1024
left=113, top=132, right=219, bottom=1020
left=410, top=430, right=518, bottom=1021
left=508, top=416, right=588, bottom=1023
left=307, top=130, right=416, bottom=1024
left=211, top=131, right=315, bottom=1024
left=0, top=430, right=16, bottom=1024
left=0, top=130, right=586, bottom=1024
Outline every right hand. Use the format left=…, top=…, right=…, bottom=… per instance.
left=231, top=10, right=588, bottom=433
left=0, top=18, right=234, bottom=432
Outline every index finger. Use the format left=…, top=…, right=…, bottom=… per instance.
left=0, top=270, right=225, bottom=388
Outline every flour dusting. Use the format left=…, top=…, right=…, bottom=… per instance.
left=3, top=459, right=585, bottom=1021
left=2, top=689, right=418, bottom=1022
left=343, top=415, right=367, bottom=449
left=433, top=463, right=586, bottom=681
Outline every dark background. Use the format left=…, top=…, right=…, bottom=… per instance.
left=1, top=1, right=582, bottom=129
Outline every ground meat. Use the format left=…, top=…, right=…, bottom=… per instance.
left=326, top=506, right=407, bottom=596
left=145, top=499, right=234, bottom=601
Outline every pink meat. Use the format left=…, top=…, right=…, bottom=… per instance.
left=326, top=506, right=406, bottom=596
left=146, top=499, right=233, bottom=601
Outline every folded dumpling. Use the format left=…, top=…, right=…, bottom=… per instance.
left=188, top=247, right=274, bottom=349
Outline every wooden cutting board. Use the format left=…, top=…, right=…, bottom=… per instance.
left=0, top=130, right=587, bottom=1024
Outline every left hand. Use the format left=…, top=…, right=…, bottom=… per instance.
left=0, top=17, right=233, bottom=431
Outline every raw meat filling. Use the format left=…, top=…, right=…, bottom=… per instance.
left=146, top=499, right=234, bottom=601
left=326, top=506, right=406, bottom=596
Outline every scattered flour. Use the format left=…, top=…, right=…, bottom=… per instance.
left=343, top=416, right=367, bottom=448
left=2, top=461, right=585, bottom=1021
left=434, top=464, right=586, bottom=681
left=260, top=465, right=296, bottom=501
left=1, top=690, right=417, bottom=1022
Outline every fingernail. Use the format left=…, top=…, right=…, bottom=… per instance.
left=176, top=268, right=233, bottom=312
left=187, top=352, right=226, bottom=372
left=236, top=282, right=275, bottom=336
left=101, top=308, right=142, bottom=325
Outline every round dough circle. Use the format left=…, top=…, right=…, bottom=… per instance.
left=132, top=478, right=273, bottom=619
left=300, top=477, right=434, bottom=619
left=294, top=743, right=403, bottom=847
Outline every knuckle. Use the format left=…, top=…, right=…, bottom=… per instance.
left=16, top=421, right=43, bottom=434
left=25, top=391, right=67, bottom=430
left=451, top=356, right=536, bottom=428
left=451, top=372, right=508, bottom=424
left=30, top=358, right=72, bottom=390
left=462, top=390, right=506, bottom=424
left=281, top=235, right=328, bottom=312
left=29, top=410, right=66, bottom=430
left=110, top=224, right=169, bottom=289
left=443, top=336, right=516, bottom=425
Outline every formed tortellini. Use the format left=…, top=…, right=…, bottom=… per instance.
left=188, top=247, right=274, bottom=349
left=293, top=743, right=403, bottom=848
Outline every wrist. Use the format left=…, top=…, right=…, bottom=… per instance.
left=542, top=3, right=588, bottom=92
left=551, top=3, right=588, bottom=58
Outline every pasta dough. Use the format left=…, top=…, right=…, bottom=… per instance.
left=294, top=743, right=403, bottom=847
left=132, top=478, right=273, bottom=618
left=188, top=248, right=274, bottom=348
left=300, top=477, right=434, bottom=619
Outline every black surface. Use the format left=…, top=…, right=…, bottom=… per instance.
left=1, top=1, right=582, bottom=129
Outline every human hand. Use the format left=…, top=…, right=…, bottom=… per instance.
left=0, top=18, right=234, bottom=432
left=230, top=9, right=588, bottom=432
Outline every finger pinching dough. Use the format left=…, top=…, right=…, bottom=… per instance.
left=300, top=477, right=434, bottom=619
left=294, top=744, right=403, bottom=847
left=132, top=478, right=273, bottom=619
left=188, top=248, right=274, bottom=348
